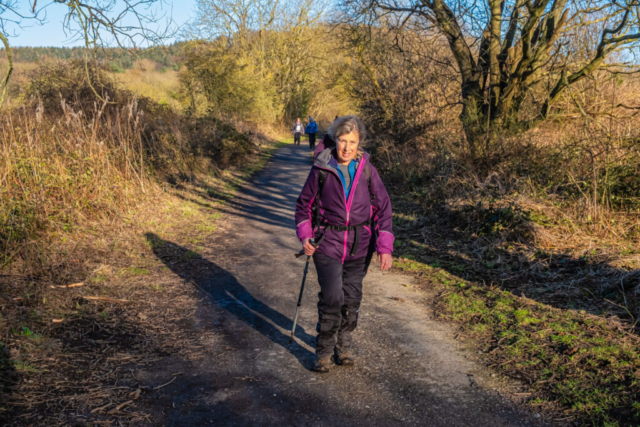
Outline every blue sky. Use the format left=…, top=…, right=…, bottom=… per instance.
left=8, top=0, right=197, bottom=47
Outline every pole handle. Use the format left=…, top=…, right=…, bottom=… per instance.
left=294, top=236, right=324, bottom=258
left=295, top=237, right=314, bottom=258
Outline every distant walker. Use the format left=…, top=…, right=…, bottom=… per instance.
left=292, top=118, right=304, bottom=145
left=305, top=116, right=318, bottom=149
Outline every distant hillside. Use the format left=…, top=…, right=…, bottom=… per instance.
left=0, top=43, right=186, bottom=70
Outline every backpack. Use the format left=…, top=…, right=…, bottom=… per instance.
left=313, top=134, right=334, bottom=159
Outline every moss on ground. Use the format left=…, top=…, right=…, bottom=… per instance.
left=395, top=257, right=640, bottom=426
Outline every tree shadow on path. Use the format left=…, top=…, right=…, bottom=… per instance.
left=391, top=197, right=640, bottom=325
left=182, top=144, right=313, bottom=231
left=145, top=232, right=317, bottom=370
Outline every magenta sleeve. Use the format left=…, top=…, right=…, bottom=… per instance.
left=295, top=168, right=319, bottom=242
left=369, top=165, right=395, bottom=254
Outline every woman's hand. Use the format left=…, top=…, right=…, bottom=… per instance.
left=378, top=253, right=392, bottom=271
left=303, top=238, right=316, bottom=256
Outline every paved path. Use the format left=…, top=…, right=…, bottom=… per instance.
left=143, top=144, right=551, bottom=426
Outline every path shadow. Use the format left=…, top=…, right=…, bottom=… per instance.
left=391, top=195, right=640, bottom=326
left=0, top=345, right=17, bottom=420
left=183, top=144, right=314, bottom=231
left=145, top=232, right=317, bottom=370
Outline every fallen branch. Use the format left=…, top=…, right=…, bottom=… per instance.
left=108, top=400, right=133, bottom=414
left=50, top=283, right=84, bottom=289
left=83, top=296, right=130, bottom=303
left=91, top=402, right=114, bottom=413
left=154, top=376, right=176, bottom=390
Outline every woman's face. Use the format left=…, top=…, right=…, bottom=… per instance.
left=336, top=131, right=359, bottom=164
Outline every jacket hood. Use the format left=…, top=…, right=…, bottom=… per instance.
left=314, top=148, right=370, bottom=170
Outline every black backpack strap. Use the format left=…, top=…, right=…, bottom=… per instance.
left=317, top=168, right=327, bottom=194
left=314, top=169, right=328, bottom=230
left=364, top=162, right=374, bottom=200
left=364, top=162, right=376, bottom=247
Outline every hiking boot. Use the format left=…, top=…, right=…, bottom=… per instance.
left=313, top=356, right=332, bottom=373
left=335, top=350, right=355, bottom=366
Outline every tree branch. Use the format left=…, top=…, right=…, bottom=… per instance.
left=0, top=31, right=13, bottom=109
left=543, top=8, right=640, bottom=116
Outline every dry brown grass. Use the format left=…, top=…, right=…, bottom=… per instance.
left=0, top=59, right=40, bottom=108
left=383, top=120, right=640, bottom=307
left=0, top=60, right=260, bottom=278
left=0, top=138, right=269, bottom=424
left=0, top=98, right=184, bottom=276
left=0, top=58, right=284, bottom=424
left=0, top=56, right=185, bottom=111
left=116, top=64, right=185, bottom=111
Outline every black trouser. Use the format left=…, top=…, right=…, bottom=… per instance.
left=308, top=133, right=316, bottom=149
left=294, top=132, right=301, bottom=145
left=312, top=252, right=372, bottom=359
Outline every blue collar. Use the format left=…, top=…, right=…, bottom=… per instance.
left=333, top=160, right=357, bottom=200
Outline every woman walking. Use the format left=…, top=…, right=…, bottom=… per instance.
left=292, top=118, right=304, bottom=145
left=295, top=116, right=394, bottom=372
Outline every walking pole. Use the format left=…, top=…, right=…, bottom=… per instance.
left=289, top=254, right=311, bottom=344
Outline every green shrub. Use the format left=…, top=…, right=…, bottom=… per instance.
left=109, top=62, right=126, bottom=73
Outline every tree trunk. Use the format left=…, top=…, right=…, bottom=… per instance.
left=487, top=0, right=502, bottom=119
left=459, top=87, right=486, bottom=162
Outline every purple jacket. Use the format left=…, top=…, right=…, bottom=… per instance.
left=295, top=148, right=395, bottom=263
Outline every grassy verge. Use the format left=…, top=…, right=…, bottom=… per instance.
left=0, top=60, right=291, bottom=423
left=243, top=139, right=291, bottom=177
left=392, top=204, right=640, bottom=426
left=0, top=134, right=286, bottom=424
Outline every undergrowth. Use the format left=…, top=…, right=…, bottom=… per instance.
left=0, top=61, right=286, bottom=424
left=394, top=225, right=640, bottom=426
left=0, top=61, right=255, bottom=278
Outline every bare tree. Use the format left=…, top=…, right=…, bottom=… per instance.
left=0, top=1, right=40, bottom=106
left=187, top=0, right=330, bottom=122
left=339, top=0, right=640, bottom=160
left=0, top=0, right=174, bottom=107
left=188, top=0, right=283, bottom=41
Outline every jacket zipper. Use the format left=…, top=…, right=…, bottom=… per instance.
left=316, top=159, right=366, bottom=263
left=344, top=212, right=349, bottom=264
